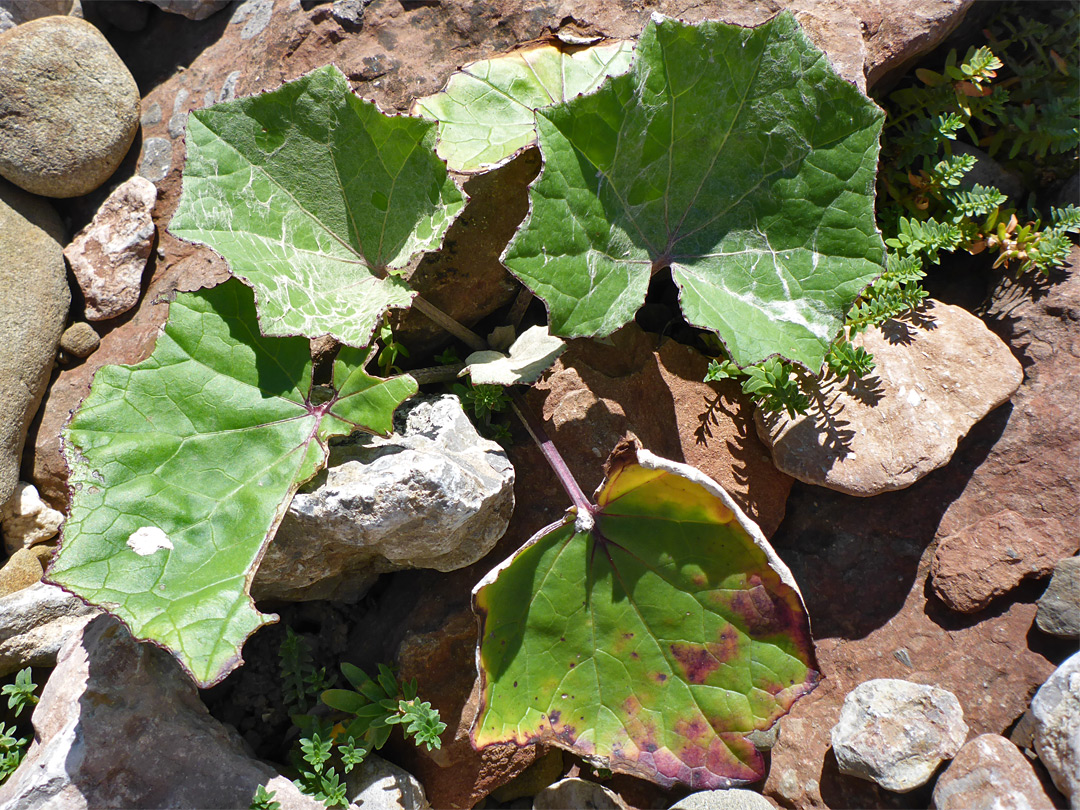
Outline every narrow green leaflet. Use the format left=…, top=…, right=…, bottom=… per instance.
left=48, top=280, right=416, bottom=687
left=170, top=65, right=465, bottom=347
left=503, top=13, right=886, bottom=370
left=413, top=40, right=635, bottom=173
left=461, top=325, right=567, bottom=386
left=472, top=446, right=817, bottom=789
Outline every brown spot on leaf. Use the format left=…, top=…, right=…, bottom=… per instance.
left=670, top=642, right=721, bottom=684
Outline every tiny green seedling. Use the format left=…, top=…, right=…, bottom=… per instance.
left=0, top=668, right=40, bottom=785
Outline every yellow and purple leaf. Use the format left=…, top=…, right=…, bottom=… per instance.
left=472, top=445, right=817, bottom=789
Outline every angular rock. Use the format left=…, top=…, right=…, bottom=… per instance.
left=392, top=603, right=543, bottom=809
left=64, top=176, right=157, bottom=321
left=0, top=17, right=139, bottom=198
left=1031, top=652, right=1080, bottom=805
left=534, top=778, right=627, bottom=810
left=0, top=614, right=323, bottom=810
left=930, top=510, right=1077, bottom=613
left=1037, top=557, right=1080, bottom=639
left=864, top=0, right=976, bottom=87
left=931, top=734, right=1055, bottom=810
left=933, top=251, right=1080, bottom=615
left=0, top=582, right=98, bottom=677
left=0, top=482, right=63, bottom=554
left=346, top=754, right=430, bottom=810
left=0, top=181, right=68, bottom=509
left=144, top=0, right=231, bottom=19
left=669, top=789, right=775, bottom=810
left=757, top=301, right=1022, bottom=497
left=253, top=395, right=514, bottom=602
left=530, top=324, right=793, bottom=537
left=58, top=322, right=100, bottom=360
left=831, top=678, right=968, bottom=792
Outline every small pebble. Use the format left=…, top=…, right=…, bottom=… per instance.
left=60, top=322, right=101, bottom=360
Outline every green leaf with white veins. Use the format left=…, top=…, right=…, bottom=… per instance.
left=47, top=279, right=416, bottom=687
left=504, top=12, right=886, bottom=370
left=170, top=65, right=465, bottom=348
left=414, top=40, right=635, bottom=173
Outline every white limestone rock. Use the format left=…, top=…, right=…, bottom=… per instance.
left=831, top=678, right=968, bottom=792
left=253, top=395, right=514, bottom=601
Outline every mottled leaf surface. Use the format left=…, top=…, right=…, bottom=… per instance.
left=462, top=325, right=567, bottom=385
left=414, top=41, right=634, bottom=172
left=170, top=65, right=465, bottom=347
left=504, top=13, right=885, bottom=370
left=48, top=280, right=416, bottom=687
left=473, top=447, right=817, bottom=789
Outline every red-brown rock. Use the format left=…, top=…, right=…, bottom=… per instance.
left=929, top=250, right=1080, bottom=613
left=932, top=734, right=1055, bottom=810
left=931, top=509, right=1077, bottom=613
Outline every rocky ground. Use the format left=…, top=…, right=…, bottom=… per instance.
left=0, top=1, right=1076, bottom=809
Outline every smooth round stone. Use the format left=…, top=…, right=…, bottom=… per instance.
left=0, top=16, right=140, bottom=198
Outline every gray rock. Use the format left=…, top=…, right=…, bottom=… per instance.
left=64, top=176, right=157, bottom=321
left=0, top=582, right=98, bottom=677
left=253, top=395, right=514, bottom=602
left=138, top=136, right=172, bottom=183
left=757, top=300, right=1022, bottom=496
left=0, top=613, right=323, bottom=810
left=332, top=0, right=372, bottom=27
left=0, top=0, right=77, bottom=32
left=669, top=789, right=774, bottom=810
left=0, top=482, right=63, bottom=554
left=932, top=734, right=1055, bottom=810
left=1031, top=652, right=1080, bottom=805
left=534, top=778, right=627, bottom=810
left=59, top=322, right=100, bottom=360
left=0, top=180, right=69, bottom=508
left=347, top=754, right=430, bottom=810
left=1037, top=557, right=1080, bottom=639
left=831, top=678, right=968, bottom=792
left=0, top=17, right=140, bottom=198
left=231, top=0, right=273, bottom=40
left=142, top=0, right=230, bottom=20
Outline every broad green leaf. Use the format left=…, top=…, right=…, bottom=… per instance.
left=48, top=280, right=416, bottom=687
left=472, top=446, right=817, bottom=789
left=461, top=325, right=567, bottom=385
left=503, top=13, right=886, bottom=370
left=170, top=65, right=465, bottom=348
left=414, top=40, right=635, bottom=173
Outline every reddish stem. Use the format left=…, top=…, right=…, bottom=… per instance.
left=509, top=392, right=594, bottom=518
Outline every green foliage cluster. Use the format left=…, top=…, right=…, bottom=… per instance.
left=279, top=628, right=336, bottom=714
left=0, top=668, right=40, bottom=784
left=451, top=380, right=512, bottom=443
left=264, top=631, right=444, bottom=809
left=878, top=3, right=1079, bottom=275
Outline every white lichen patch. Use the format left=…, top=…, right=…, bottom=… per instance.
left=127, top=526, right=174, bottom=556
